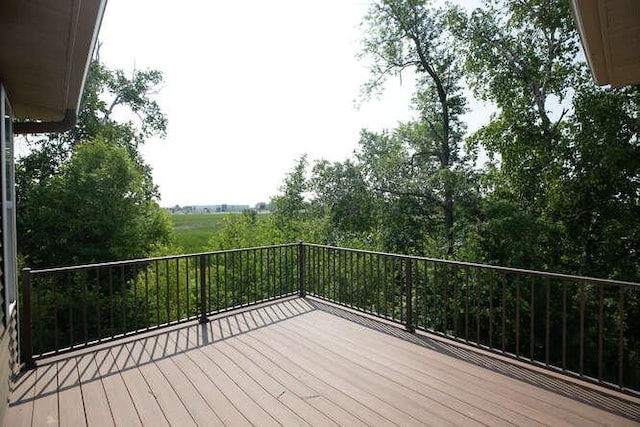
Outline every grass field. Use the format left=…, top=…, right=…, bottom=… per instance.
left=169, top=213, right=237, bottom=254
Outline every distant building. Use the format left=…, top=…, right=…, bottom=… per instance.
left=172, top=204, right=251, bottom=213
left=168, top=204, right=257, bottom=214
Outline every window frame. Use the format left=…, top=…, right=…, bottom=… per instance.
left=0, top=83, right=17, bottom=324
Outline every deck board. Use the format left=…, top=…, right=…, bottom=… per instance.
left=93, top=349, right=142, bottom=426
left=167, top=328, right=282, bottom=427
left=125, top=340, right=199, bottom=427
left=207, top=335, right=337, bottom=426
left=132, top=339, right=220, bottom=426
left=178, top=327, right=308, bottom=426
left=6, top=297, right=640, bottom=426
left=109, top=344, right=170, bottom=427
left=57, top=358, right=85, bottom=426
left=280, top=312, right=520, bottom=426
left=253, top=313, right=457, bottom=426
left=145, top=332, right=249, bottom=426
left=240, top=332, right=395, bottom=426
left=76, top=352, right=114, bottom=427
left=31, top=363, right=58, bottom=426
left=224, top=337, right=367, bottom=426
left=5, top=367, right=36, bottom=426
left=290, top=307, right=567, bottom=425
left=296, top=303, right=627, bottom=426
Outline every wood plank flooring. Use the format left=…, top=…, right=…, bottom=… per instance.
left=5, top=297, right=640, bottom=426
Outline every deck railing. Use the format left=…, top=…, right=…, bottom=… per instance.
left=21, top=242, right=640, bottom=393
left=21, top=243, right=301, bottom=365
left=301, top=244, right=640, bottom=394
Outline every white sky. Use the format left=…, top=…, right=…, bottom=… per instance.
left=97, top=0, right=490, bottom=207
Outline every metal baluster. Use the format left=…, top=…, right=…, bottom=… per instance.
left=545, top=277, right=550, bottom=366
left=21, top=268, right=34, bottom=368
left=618, top=285, right=625, bottom=388
left=516, top=275, right=520, bottom=357
left=598, top=283, right=604, bottom=380
left=530, top=276, right=535, bottom=361
left=580, top=280, right=585, bottom=375
left=489, top=270, right=493, bottom=348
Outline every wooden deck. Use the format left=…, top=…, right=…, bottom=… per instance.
left=5, top=297, right=640, bottom=426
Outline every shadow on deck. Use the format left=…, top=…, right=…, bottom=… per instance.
left=7, top=296, right=640, bottom=426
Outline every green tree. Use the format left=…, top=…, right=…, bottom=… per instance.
left=17, top=58, right=167, bottom=187
left=359, top=0, right=471, bottom=255
left=19, top=139, right=170, bottom=267
left=270, top=155, right=312, bottom=242
left=70, top=59, right=167, bottom=149
left=448, top=0, right=579, bottom=213
left=310, top=159, right=378, bottom=245
left=450, top=0, right=639, bottom=280
left=355, top=124, right=480, bottom=255
left=555, top=86, right=640, bottom=279
left=208, top=210, right=273, bottom=250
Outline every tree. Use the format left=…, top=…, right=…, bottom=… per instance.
left=20, top=139, right=170, bottom=267
left=359, top=0, right=470, bottom=256
left=46, top=57, right=167, bottom=157
left=448, top=0, right=580, bottom=213
left=17, top=56, right=170, bottom=268
left=18, top=58, right=167, bottom=186
left=271, top=155, right=330, bottom=243
left=355, top=124, right=480, bottom=255
left=450, top=0, right=639, bottom=280
left=554, top=86, right=640, bottom=279
left=310, top=159, right=377, bottom=243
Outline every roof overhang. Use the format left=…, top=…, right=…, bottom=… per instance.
left=0, top=0, right=107, bottom=133
left=570, top=0, right=640, bottom=87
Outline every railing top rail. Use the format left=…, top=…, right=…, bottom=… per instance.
left=25, top=242, right=299, bottom=275
left=24, top=241, right=639, bottom=287
left=303, top=243, right=640, bottom=288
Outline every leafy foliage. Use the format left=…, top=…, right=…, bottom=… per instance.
left=19, top=139, right=170, bottom=267
left=198, top=0, right=638, bottom=285
left=359, top=0, right=473, bottom=255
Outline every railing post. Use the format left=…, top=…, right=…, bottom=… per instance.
left=199, top=254, right=208, bottom=324
left=405, top=258, right=415, bottom=332
left=21, top=268, right=35, bottom=369
left=298, top=242, right=305, bottom=297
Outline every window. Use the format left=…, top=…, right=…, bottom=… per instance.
left=0, top=83, right=17, bottom=325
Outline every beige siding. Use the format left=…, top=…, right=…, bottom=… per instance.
left=0, top=308, right=17, bottom=425
left=0, top=318, right=9, bottom=423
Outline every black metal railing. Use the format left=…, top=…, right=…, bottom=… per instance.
left=21, top=242, right=640, bottom=394
left=301, top=243, right=640, bottom=394
left=21, top=243, right=301, bottom=365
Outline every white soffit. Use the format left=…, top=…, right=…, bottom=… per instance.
left=0, top=0, right=107, bottom=121
left=571, top=0, right=640, bottom=87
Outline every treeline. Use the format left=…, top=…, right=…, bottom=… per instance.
left=17, top=1, right=638, bottom=284
left=210, top=0, right=639, bottom=285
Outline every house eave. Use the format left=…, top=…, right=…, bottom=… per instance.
left=570, top=0, right=640, bottom=87
left=0, top=0, right=107, bottom=128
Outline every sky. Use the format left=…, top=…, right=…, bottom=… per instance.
left=97, top=0, right=490, bottom=207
